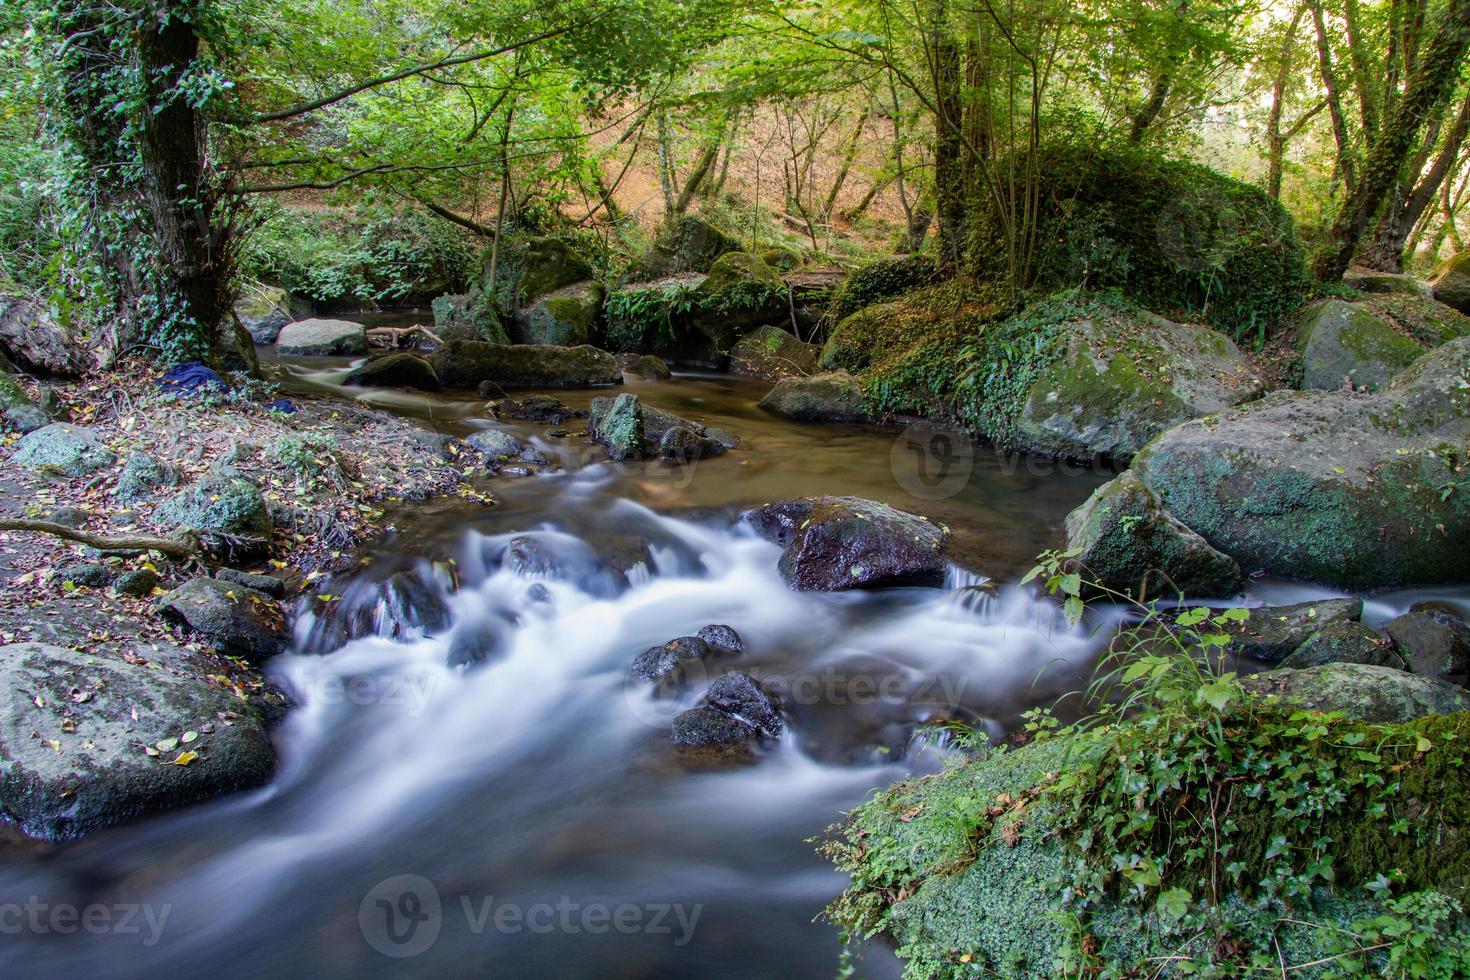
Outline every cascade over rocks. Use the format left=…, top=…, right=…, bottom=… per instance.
left=1132, top=337, right=1470, bottom=589
left=0, top=642, right=276, bottom=840
left=748, top=496, right=949, bottom=592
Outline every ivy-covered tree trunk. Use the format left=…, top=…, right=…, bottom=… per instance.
left=53, top=0, right=248, bottom=370
left=1313, top=0, right=1470, bottom=281
left=928, top=2, right=966, bottom=271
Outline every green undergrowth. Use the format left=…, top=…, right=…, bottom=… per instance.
left=822, top=555, right=1470, bottom=977
left=602, top=276, right=785, bottom=353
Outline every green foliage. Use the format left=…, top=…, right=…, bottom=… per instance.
left=603, top=281, right=701, bottom=351
left=971, top=144, right=1309, bottom=340
left=829, top=254, right=939, bottom=323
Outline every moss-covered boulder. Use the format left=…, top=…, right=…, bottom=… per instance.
left=1013, top=304, right=1264, bottom=460
left=1064, top=470, right=1241, bottom=599
left=1241, top=662, right=1469, bottom=721
left=511, top=281, right=603, bottom=346
left=1295, top=299, right=1434, bottom=391
left=275, top=318, right=367, bottom=356
left=1431, top=250, right=1470, bottom=314
left=429, top=340, right=620, bottom=390
left=1221, top=597, right=1364, bottom=663
left=0, top=641, right=276, bottom=840
left=829, top=254, right=938, bottom=323
left=1278, top=620, right=1399, bottom=669
left=1133, top=337, right=1470, bottom=590
left=1343, top=271, right=1432, bottom=298
left=627, top=216, right=739, bottom=280
left=747, top=496, right=949, bottom=591
left=154, top=476, right=272, bottom=543
left=616, top=353, right=672, bottom=380
left=234, top=283, right=290, bottom=344
left=729, top=325, right=818, bottom=379
left=431, top=291, right=511, bottom=345
left=0, top=374, right=48, bottom=434
left=13, top=423, right=116, bottom=477
left=758, top=371, right=868, bottom=423
left=343, top=352, right=440, bottom=391
left=587, top=392, right=727, bottom=461
left=687, top=252, right=787, bottom=350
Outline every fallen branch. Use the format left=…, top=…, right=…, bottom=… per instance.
left=0, top=520, right=200, bottom=560
left=366, top=324, right=444, bottom=349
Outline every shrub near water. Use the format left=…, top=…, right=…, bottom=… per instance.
left=822, top=554, right=1470, bottom=977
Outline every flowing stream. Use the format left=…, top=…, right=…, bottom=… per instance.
left=1, top=343, right=1465, bottom=978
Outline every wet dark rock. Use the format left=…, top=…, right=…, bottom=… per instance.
left=213, top=568, right=287, bottom=599
left=671, top=707, right=756, bottom=750
left=112, top=568, right=158, bottom=598
left=704, top=672, right=782, bottom=737
left=618, top=353, right=672, bottom=381
left=1279, top=621, right=1399, bottom=670
left=344, top=352, right=440, bottom=391
left=476, top=380, right=509, bottom=400
left=1386, top=611, right=1470, bottom=685
left=156, top=578, right=289, bottom=660
left=446, top=613, right=515, bottom=669
left=501, top=532, right=644, bottom=598
left=659, top=426, right=719, bottom=462
left=697, top=624, right=743, bottom=654
left=429, top=340, right=620, bottom=390
left=495, top=394, right=576, bottom=424
left=630, top=636, right=715, bottom=684
left=518, top=446, right=550, bottom=465
left=1222, top=598, right=1364, bottom=663
left=300, top=568, right=451, bottom=653
left=0, top=642, right=275, bottom=840
left=57, top=563, right=115, bottom=588
left=748, top=496, right=949, bottom=592
left=526, top=583, right=551, bottom=603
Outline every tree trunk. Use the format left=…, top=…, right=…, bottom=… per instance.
left=1129, top=73, right=1173, bottom=143
left=1313, top=0, right=1470, bottom=281
left=928, top=1, right=966, bottom=271
left=655, top=110, right=678, bottom=224
left=1266, top=5, right=1309, bottom=200
left=1309, top=0, right=1360, bottom=193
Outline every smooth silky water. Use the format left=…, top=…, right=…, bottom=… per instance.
left=1, top=343, right=1464, bottom=978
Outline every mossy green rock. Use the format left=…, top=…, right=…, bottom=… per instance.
left=1278, top=620, right=1399, bottom=669
left=0, top=372, right=31, bottom=410
left=1295, top=299, right=1426, bottom=391
left=432, top=292, right=511, bottom=345
left=829, top=254, right=937, bottom=322
left=13, top=423, right=116, bottom=477
left=758, top=371, right=867, bottom=423
left=233, top=283, right=290, bottom=344
left=688, top=252, right=787, bottom=350
left=1063, top=470, right=1242, bottom=599
left=627, top=216, right=739, bottom=280
left=512, top=281, right=603, bottom=346
left=429, top=340, right=620, bottom=390
left=1015, top=310, right=1263, bottom=460
left=1241, top=662, right=1470, bottom=722
left=729, top=325, right=817, bottom=380
left=114, top=452, right=179, bottom=503
left=154, top=476, right=272, bottom=541
left=0, top=642, right=275, bottom=840
left=1133, top=337, right=1470, bottom=589
left=1343, top=271, right=1432, bottom=299
left=587, top=392, right=724, bottom=461
left=512, top=237, right=594, bottom=303
left=1431, top=250, right=1470, bottom=315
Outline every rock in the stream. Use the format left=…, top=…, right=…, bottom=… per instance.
left=299, top=568, right=452, bottom=653
left=114, top=452, right=179, bottom=503
left=429, top=340, right=620, bottom=390
left=703, top=672, right=782, bottom=737
left=697, top=624, right=743, bottom=654
left=1132, top=337, right=1470, bottom=589
left=0, top=641, right=275, bottom=840
left=671, top=672, right=782, bottom=763
left=630, top=636, right=719, bottom=685
left=587, top=393, right=727, bottom=462
left=1278, top=620, right=1399, bottom=670
left=617, top=353, right=673, bottom=381
left=730, top=326, right=819, bottom=380
left=275, top=318, right=368, bottom=356
left=156, top=578, right=288, bottom=660
left=500, top=531, right=650, bottom=598
left=1294, top=299, right=1431, bottom=391
left=466, top=428, right=525, bottom=459
left=758, top=371, right=867, bottom=423
left=344, top=352, right=440, bottom=390
left=748, top=496, right=949, bottom=592
left=1221, top=598, right=1364, bottom=663
left=1386, top=610, right=1470, bottom=685
left=234, top=284, right=291, bottom=344
left=13, top=423, right=116, bottom=477
left=1241, top=662, right=1470, bottom=722
left=1063, top=470, right=1241, bottom=599
left=154, top=476, right=272, bottom=544
left=495, top=394, right=578, bottom=424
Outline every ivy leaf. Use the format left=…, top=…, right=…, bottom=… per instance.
left=1155, top=886, right=1192, bottom=924
left=1175, top=606, right=1209, bottom=627
left=1197, top=681, right=1238, bottom=712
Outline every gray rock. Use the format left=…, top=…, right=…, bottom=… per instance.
left=1279, top=621, right=1399, bottom=669
left=4, top=403, right=50, bottom=434
left=512, top=281, right=603, bottom=347
left=56, top=563, right=114, bottom=588
left=466, top=429, right=524, bottom=459
left=730, top=326, right=819, bottom=380
left=1386, top=611, right=1470, bottom=685
left=114, top=453, right=179, bottom=503
left=588, top=393, right=726, bottom=462
left=1063, top=470, right=1241, bottom=600
left=618, top=353, right=673, bottom=381
left=156, top=579, right=288, bottom=660
left=234, top=284, right=290, bottom=344
left=154, top=476, right=272, bottom=544
left=1295, top=299, right=1425, bottom=391
left=1342, top=272, right=1433, bottom=299
left=47, top=505, right=89, bottom=529
left=1222, top=598, right=1364, bottom=663
left=112, top=568, right=159, bottom=598
left=275, top=318, right=368, bottom=356
left=749, top=496, right=949, bottom=592
left=0, top=295, right=82, bottom=375
left=758, top=371, right=868, bottom=423
left=0, top=642, right=275, bottom=840
left=1241, top=662, right=1470, bottom=722
left=703, top=672, right=782, bottom=737
left=630, top=636, right=716, bottom=684
left=343, top=352, right=440, bottom=391
left=1431, top=251, right=1470, bottom=315
left=697, top=624, right=743, bottom=653
left=13, top=424, right=116, bottom=477
left=213, top=568, right=287, bottom=599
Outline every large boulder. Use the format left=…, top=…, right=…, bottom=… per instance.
left=1133, top=337, right=1470, bottom=589
left=234, top=283, right=291, bottom=344
left=1063, top=470, right=1242, bottom=599
left=687, top=252, right=786, bottom=350
left=1277, top=620, right=1398, bottom=669
left=1012, top=308, right=1264, bottom=460
left=1295, top=299, right=1434, bottom=391
left=0, top=642, right=276, bottom=840
left=275, top=318, right=367, bottom=356
left=0, top=294, right=82, bottom=375
left=1386, top=610, right=1470, bottom=685
left=511, top=281, right=603, bottom=347
left=628, top=216, right=740, bottom=280
left=729, top=325, right=818, bottom=380
left=748, top=496, right=949, bottom=591
left=587, top=392, right=727, bottom=461
left=429, top=340, right=620, bottom=390
left=758, top=371, right=868, bottom=423
left=1343, top=271, right=1432, bottom=299
left=1241, top=662, right=1470, bottom=722
left=156, top=578, right=289, bottom=660
left=343, top=352, right=440, bottom=391
left=153, top=476, right=272, bottom=543
left=617, top=353, right=673, bottom=381
left=13, top=423, right=116, bottom=477
left=431, top=292, right=510, bottom=345
left=1431, top=250, right=1470, bottom=314
left=1220, top=597, right=1364, bottom=663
